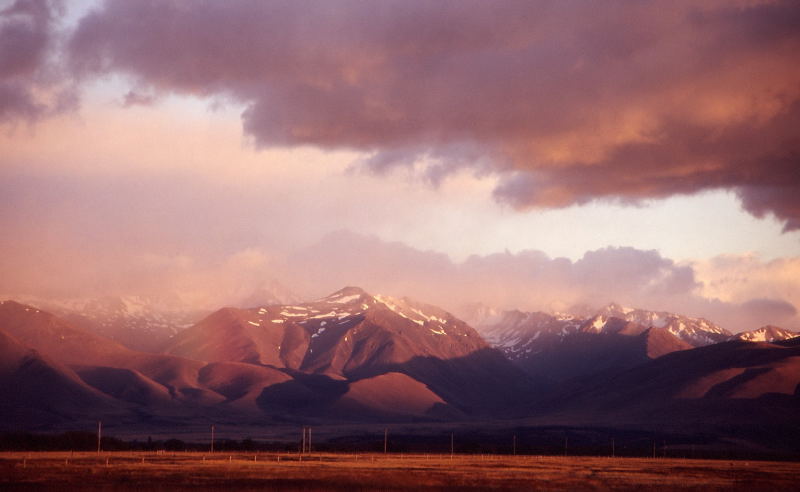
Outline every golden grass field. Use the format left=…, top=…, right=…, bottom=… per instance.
left=2, top=451, right=799, bottom=490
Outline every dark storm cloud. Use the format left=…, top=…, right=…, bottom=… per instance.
left=67, top=0, right=800, bottom=228
left=0, top=0, right=70, bottom=122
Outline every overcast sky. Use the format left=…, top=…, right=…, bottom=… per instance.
left=1, top=0, right=799, bottom=332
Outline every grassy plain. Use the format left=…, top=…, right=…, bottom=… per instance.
left=2, top=451, right=798, bottom=490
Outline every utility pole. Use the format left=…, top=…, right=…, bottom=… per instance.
left=384, top=428, right=388, bottom=454
left=210, top=425, right=215, bottom=453
left=450, top=433, right=454, bottom=458
left=513, top=435, right=516, bottom=456
left=300, top=427, right=312, bottom=454
left=97, top=421, right=102, bottom=454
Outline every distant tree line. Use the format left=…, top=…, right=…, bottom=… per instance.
left=0, top=432, right=280, bottom=452
left=2, top=428, right=799, bottom=461
left=0, top=432, right=129, bottom=451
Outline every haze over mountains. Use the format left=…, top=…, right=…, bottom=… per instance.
left=0, top=288, right=533, bottom=428
left=2, top=286, right=799, bottom=444
left=6, top=280, right=300, bottom=353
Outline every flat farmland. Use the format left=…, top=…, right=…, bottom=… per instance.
left=2, top=451, right=798, bottom=490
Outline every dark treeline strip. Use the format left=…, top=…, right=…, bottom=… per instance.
left=3, top=427, right=800, bottom=462
left=0, top=432, right=280, bottom=453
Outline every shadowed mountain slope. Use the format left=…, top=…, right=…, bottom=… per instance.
left=0, top=326, right=121, bottom=427
left=0, top=300, right=230, bottom=412
left=538, top=339, right=800, bottom=428
left=1, top=290, right=536, bottom=426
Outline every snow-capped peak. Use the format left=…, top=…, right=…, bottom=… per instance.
left=587, top=304, right=731, bottom=347
left=734, top=325, right=799, bottom=343
left=318, top=286, right=370, bottom=303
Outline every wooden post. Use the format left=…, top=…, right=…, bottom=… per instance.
left=564, top=437, right=568, bottom=457
left=612, top=438, right=615, bottom=458
left=450, top=433, right=454, bottom=459
left=513, top=435, right=516, bottom=456
left=210, top=425, right=215, bottom=453
left=384, top=428, right=388, bottom=454
left=308, top=427, right=312, bottom=454
left=97, top=421, right=102, bottom=454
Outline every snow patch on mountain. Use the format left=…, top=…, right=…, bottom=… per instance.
left=734, top=325, right=799, bottom=343
left=475, top=302, right=735, bottom=362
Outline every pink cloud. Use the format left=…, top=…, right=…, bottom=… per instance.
left=286, top=231, right=798, bottom=332
left=65, top=0, right=800, bottom=229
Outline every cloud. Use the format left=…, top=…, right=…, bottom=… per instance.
left=0, top=0, right=74, bottom=123
left=65, top=0, right=800, bottom=229
left=287, top=231, right=700, bottom=313
left=739, top=298, right=797, bottom=324
left=2, top=208, right=796, bottom=332
left=121, top=89, right=156, bottom=107
left=287, top=231, right=799, bottom=332
left=693, top=254, right=800, bottom=310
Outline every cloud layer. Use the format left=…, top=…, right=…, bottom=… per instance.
left=1, top=193, right=796, bottom=332
left=64, top=0, right=800, bottom=229
left=286, top=231, right=799, bottom=332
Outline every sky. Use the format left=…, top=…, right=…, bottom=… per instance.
left=1, top=0, right=799, bottom=332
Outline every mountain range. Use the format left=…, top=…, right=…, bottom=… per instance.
left=7, top=279, right=300, bottom=353
left=0, top=288, right=531, bottom=429
left=2, top=289, right=799, bottom=448
left=471, top=303, right=797, bottom=384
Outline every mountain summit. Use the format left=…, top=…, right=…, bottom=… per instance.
left=166, top=286, right=484, bottom=373
left=473, top=303, right=733, bottom=385
left=165, top=287, right=533, bottom=414
left=0, top=291, right=534, bottom=424
left=589, top=303, right=731, bottom=346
